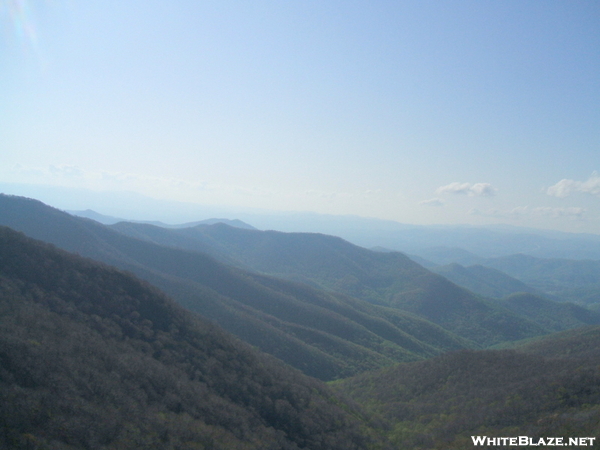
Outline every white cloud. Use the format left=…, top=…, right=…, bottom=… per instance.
left=48, top=164, right=84, bottom=178
left=532, top=206, right=586, bottom=218
left=470, top=183, right=497, bottom=196
left=436, top=182, right=497, bottom=197
left=508, top=206, right=530, bottom=216
left=419, top=198, right=444, bottom=207
left=436, top=182, right=471, bottom=195
left=547, top=172, right=600, bottom=198
left=11, top=163, right=92, bottom=182
left=304, top=189, right=338, bottom=200
left=470, top=206, right=530, bottom=217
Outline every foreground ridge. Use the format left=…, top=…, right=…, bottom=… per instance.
left=0, top=225, right=384, bottom=449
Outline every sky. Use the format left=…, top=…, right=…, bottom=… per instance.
left=1, top=0, right=600, bottom=233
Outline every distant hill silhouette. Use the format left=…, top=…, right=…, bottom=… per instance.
left=420, top=250, right=600, bottom=309
left=498, top=292, right=600, bottom=332
left=427, top=262, right=600, bottom=332
left=478, top=254, right=600, bottom=307
left=186, top=218, right=257, bottom=230
left=69, top=209, right=257, bottom=229
left=20, top=184, right=600, bottom=259
left=67, top=208, right=125, bottom=224
left=373, top=225, right=600, bottom=260
left=408, top=246, right=485, bottom=266
left=431, top=263, right=539, bottom=298
left=0, top=226, right=382, bottom=450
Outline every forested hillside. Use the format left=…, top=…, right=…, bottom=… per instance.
left=335, top=327, right=600, bottom=449
left=0, top=226, right=384, bottom=449
left=109, top=219, right=550, bottom=346
left=426, top=262, right=600, bottom=331
left=430, top=263, right=538, bottom=298
left=497, top=292, right=600, bottom=332
left=480, top=254, right=600, bottom=307
left=516, top=325, right=600, bottom=359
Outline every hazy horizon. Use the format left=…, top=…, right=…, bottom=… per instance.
left=5, top=183, right=600, bottom=243
left=2, top=1, right=599, bottom=233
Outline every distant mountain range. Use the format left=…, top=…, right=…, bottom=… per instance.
left=4, top=182, right=600, bottom=260
left=431, top=262, right=539, bottom=298
left=68, top=208, right=257, bottom=229
left=70, top=205, right=600, bottom=260
left=108, top=219, right=548, bottom=347
left=499, top=293, right=600, bottom=332
left=480, top=253, right=600, bottom=296
left=109, top=219, right=600, bottom=339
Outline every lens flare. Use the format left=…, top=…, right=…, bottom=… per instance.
left=2, top=0, right=40, bottom=55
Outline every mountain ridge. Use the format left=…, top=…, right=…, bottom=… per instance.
left=0, top=194, right=474, bottom=380
left=109, top=218, right=550, bottom=346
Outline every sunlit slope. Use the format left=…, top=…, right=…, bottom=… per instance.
left=406, top=251, right=600, bottom=307
left=430, top=262, right=538, bottom=298
left=480, top=254, right=600, bottom=306
left=516, top=325, right=600, bottom=359
left=0, top=194, right=470, bottom=379
left=497, top=292, right=600, bottom=332
left=0, top=226, right=383, bottom=450
left=112, top=221, right=548, bottom=346
left=426, top=264, right=600, bottom=332
left=335, top=327, right=600, bottom=449
left=413, top=260, right=600, bottom=334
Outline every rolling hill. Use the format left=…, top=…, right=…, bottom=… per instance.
left=335, top=326, right=600, bottom=449
left=497, top=292, right=600, bottom=332
left=477, top=254, right=600, bottom=307
left=430, top=262, right=538, bottom=298
left=481, top=253, right=600, bottom=292
left=414, top=252, right=600, bottom=309
left=69, top=208, right=257, bottom=230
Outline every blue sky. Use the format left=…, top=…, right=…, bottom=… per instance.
left=2, top=1, right=600, bottom=233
